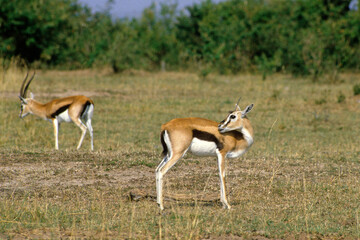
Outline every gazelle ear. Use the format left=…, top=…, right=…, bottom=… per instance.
left=30, top=92, right=34, bottom=99
left=241, top=104, right=254, bottom=117
left=19, top=96, right=28, bottom=104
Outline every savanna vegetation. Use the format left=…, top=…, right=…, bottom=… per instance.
left=1, top=0, right=360, bottom=239
left=0, top=66, right=360, bottom=239
left=1, top=0, right=360, bottom=79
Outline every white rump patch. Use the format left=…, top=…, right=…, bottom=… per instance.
left=83, top=104, right=94, bottom=120
left=189, top=138, right=217, bottom=156
left=163, top=130, right=172, bottom=159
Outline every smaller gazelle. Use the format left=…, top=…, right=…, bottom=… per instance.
left=156, top=99, right=254, bottom=210
left=18, top=70, right=94, bottom=150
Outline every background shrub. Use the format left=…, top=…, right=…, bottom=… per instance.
left=353, top=84, right=360, bottom=95
left=0, top=0, right=359, bottom=76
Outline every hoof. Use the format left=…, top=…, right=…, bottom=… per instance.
left=157, top=203, right=164, bottom=211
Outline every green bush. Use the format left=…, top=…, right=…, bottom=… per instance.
left=353, top=84, right=360, bottom=95
left=1, top=0, right=360, bottom=75
left=0, top=0, right=90, bottom=65
left=337, top=92, right=346, bottom=103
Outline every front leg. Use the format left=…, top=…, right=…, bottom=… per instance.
left=216, top=149, right=231, bottom=209
left=52, top=118, right=59, bottom=150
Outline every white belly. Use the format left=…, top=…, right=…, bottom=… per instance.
left=57, top=110, right=72, bottom=123
left=189, top=138, right=217, bottom=156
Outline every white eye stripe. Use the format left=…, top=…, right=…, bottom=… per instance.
left=222, top=118, right=231, bottom=126
left=224, top=117, right=233, bottom=126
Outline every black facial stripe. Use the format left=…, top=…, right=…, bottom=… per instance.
left=192, top=129, right=224, bottom=150
left=223, top=118, right=230, bottom=126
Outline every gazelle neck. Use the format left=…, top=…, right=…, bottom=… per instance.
left=27, top=99, right=47, bottom=119
left=239, top=118, right=254, bottom=147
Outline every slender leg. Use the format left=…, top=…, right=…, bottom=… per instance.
left=156, top=156, right=167, bottom=209
left=86, top=119, right=93, bottom=151
left=52, top=118, right=59, bottom=150
left=216, top=149, right=231, bottom=209
left=156, top=130, right=191, bottom=210
left=72, top=118, right=87, bottom=150
left=156, top=152, right=186, bottom=210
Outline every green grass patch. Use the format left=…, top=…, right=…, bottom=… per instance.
left=0, top=70, right=360, bottom=238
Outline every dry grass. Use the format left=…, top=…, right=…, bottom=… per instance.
left=0, top=67, right=360, bottom=239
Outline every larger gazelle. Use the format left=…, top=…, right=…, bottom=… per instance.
left=18, top=71, right=94, bottom=150
left=156, top=99, right=254, bottom=210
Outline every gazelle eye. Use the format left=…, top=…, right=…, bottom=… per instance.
left=230, top=115, right=236, bottom=120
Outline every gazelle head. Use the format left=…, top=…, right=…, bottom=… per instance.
left=218, top=99, right=254, bottom=133
left=19, top=71, right=35, bottom=118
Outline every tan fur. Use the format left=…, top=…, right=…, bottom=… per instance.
left=156, top=105, right=254, bottom=210
left=20, top=95, right=94, bottom=150
left=23, top=95, right=94, bottom=120
left=161, top=117, right=253, bottom=155
left=19, top=72, right=94, bottom=150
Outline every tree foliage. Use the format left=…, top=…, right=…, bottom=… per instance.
left=1, top=0, right=359, bottom=77
left=0, top=0, right=91, bottom=65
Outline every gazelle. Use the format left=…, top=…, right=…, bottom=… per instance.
left=156, top=99, right=254, bottom=210
left=18, top=71, right=94, bottom=150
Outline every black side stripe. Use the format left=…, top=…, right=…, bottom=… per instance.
left=192, top=130, right=224, bottom=150
left=51, top=104, right=70, bottom=118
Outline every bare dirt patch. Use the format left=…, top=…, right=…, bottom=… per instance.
left=0, top=150, right=229, bottom=239
left=0, top=151, right=156, bottom=199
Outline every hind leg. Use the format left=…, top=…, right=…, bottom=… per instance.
left=71, top=117, right=87, bottom=150
left=156, top=151, right=187, bottom=210
left=156, top=131, right=190, bottom=210
left=86, top=119, right=93, bottom=151
left=156, top=130, right=192, bottom=210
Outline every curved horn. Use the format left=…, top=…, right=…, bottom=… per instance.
left=19, top=70, right=29, bottom=97
left=22, top=71, right=35, bottom=98
left=234, top=96, right=241, bottom=111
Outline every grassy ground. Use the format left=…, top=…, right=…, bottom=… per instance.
left=0, top=68, right=360, bottom=239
